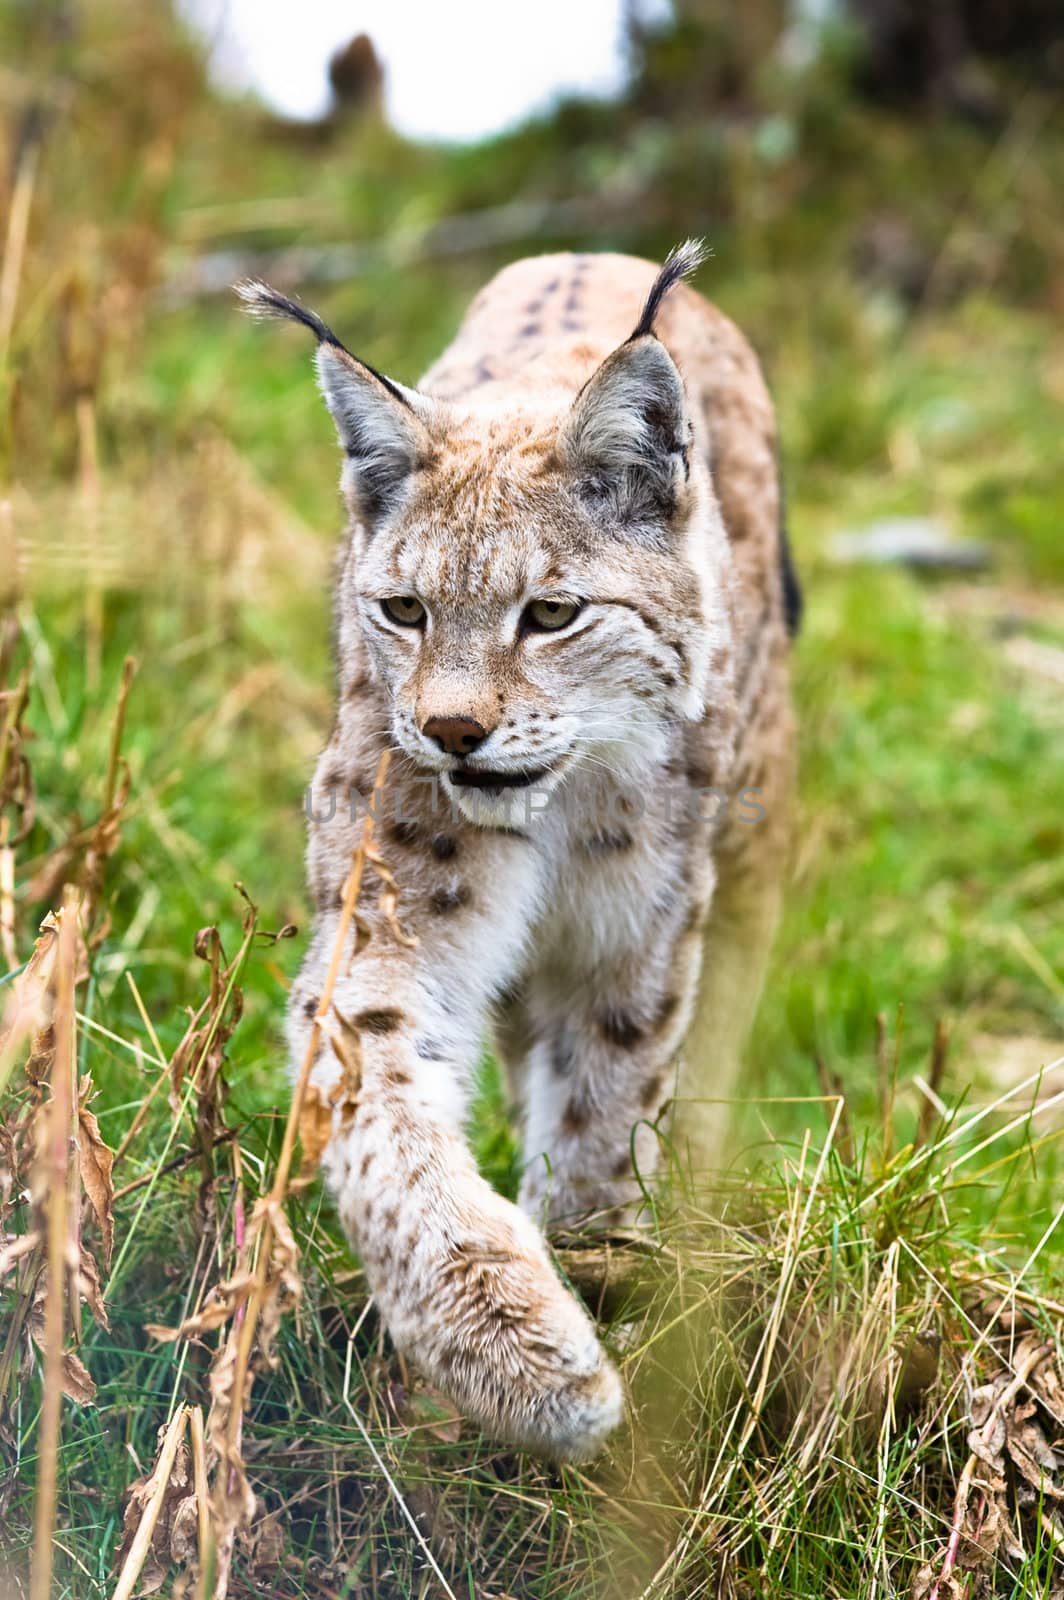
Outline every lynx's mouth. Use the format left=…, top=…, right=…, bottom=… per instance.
left=448, top=765, right=550, bottom=792
left=443, top=754, right=572, bottom=828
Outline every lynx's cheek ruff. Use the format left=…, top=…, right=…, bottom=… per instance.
left=245, top=237, right=799, bottom=1459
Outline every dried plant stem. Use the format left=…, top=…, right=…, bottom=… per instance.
left=166, top=192, right=643, bottom=303
left=0, top=814, right=14, bottom=971
left=107, top=917, right=258, bottom=1296
left=0, top=123, right=40, bottom=371
left=112, top=972, right=169, bottom=1163
left=881, top=1005, right=902, bottom=1165
left=341, top=1343, right=460, bottom=1600
left=110, top=1404, right=191, bottom=1600
left=189, top=1404, right=211, bottom=1595
left=113, top=1057, right=166, bottom=1163
left=30, top=889, right=78, bottom=1600
left=954, top=1272, right=1064, bottom=1320
left=915, top=1018, right=950, bottom=1151
left=82, top=653, right=135, bottom=930
left=813, top=1052, right=854, bottom=1168
left=227, top=751, right=388, bottom=1391
left=103, top=656, right=135, bottom=814
left=874, top=1009, right=888, bottom=1109
left=123, top=969, right=165, bottom=1057
left=216, top=749, right=390, bottom=1584
left=554, top=1242, right=664, bottom=1315
left=223, top=1136, right=247, bottom=1539
left=0, top=665, right=30, bottom=804
left=78, top=395, right=103, bottom=691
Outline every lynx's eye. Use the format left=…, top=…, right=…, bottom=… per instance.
left=522, top=598, right=582, bottom=634
left=380, top=596, right=426, bottom=628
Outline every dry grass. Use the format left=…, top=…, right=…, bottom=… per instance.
left=5, top=756, right=1063, bottom=1596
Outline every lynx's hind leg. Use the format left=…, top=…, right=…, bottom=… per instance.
left=673, top=714, right=796, bottom=1179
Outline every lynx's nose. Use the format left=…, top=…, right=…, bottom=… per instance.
left=422, top=715, right=490, bottom=756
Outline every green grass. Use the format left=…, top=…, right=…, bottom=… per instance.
left=2, top=5, right=1063, bottom=1595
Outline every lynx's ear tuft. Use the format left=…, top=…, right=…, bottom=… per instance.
left=235, top=279, right=346, bottom=349
left=563, top=336, right=691, bottom=528
left=628, top=238, right=709, bottom=342
left=237, top=279, right=436, bottom=526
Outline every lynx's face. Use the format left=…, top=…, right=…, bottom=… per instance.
left=343, top=400, right=719, bottom=827
left=236, top=265, right=724, bottom=828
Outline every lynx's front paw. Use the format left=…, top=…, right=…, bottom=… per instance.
left=372, top=1197, right=624, bottom=1460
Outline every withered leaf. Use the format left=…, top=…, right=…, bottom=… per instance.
left=915, top=1336, right=1064, bottom=1598
left=24, top=1022, right=55, bottom=1087
left=967, top=1393, right=1007, bottom=1471
left=250, top=1200, right=304, bottom=1375
left=145, top=1269, right=257, bottom=1343
left=956, top=1479, right=1016, bottom=1566
left=364, top=842, right=416, bottom=949
left=0, top=910, right=59, bottom=1065
left=168, top=1493, right=200, bottom=1564
left=116, top=1415, right=193, bottom=1587
left=135, top=1556, right=167, bottom=1596
left=1006, top=1401, right=1064, bottom=1498
left=206, top=1330, right=258, bottom=1531
left=1030, top=1355, right=1064, bottom=1415
left=77, top=1241, right=110, bottom=1331
left=912, top=1562, right=997, bottom=1600
left=27, top=1290, right=98, bottom=1402
left=240, top=1509, right=286, bottom=1576
left=329, top=1006, right=362, bottom=1129
left=77, top=1083, right=115, bottom=1268
left=193, top=925, right=220, bottom=963
left=59, top=1349, right=97, bottom=1404
left=292, top=1080, right=333, bottom=1191
left=0, top=1117, right=19, bottom=1205
left=0, top=1229, right=39, bottom=1277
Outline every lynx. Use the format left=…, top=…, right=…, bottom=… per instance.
left=240, top=242, right=800, bottom=1461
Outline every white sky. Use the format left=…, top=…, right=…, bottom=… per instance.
left=181, top=0, right=670, bottom=144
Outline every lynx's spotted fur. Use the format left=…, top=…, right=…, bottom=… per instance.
left=240, top=243, right=799, bottom=1460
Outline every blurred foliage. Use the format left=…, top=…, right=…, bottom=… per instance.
left=0, top=0, right=1060, bottom=1139
left=0, top=0, right=1059, bottom=1095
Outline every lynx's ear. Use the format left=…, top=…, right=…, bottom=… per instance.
left=314, top=344, right=434, bottom=523
left=237, top=280, right=435, bottom=525
left=562, top=240, right=706, bottom=528
left=563, top=336, right=691, bottom=525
